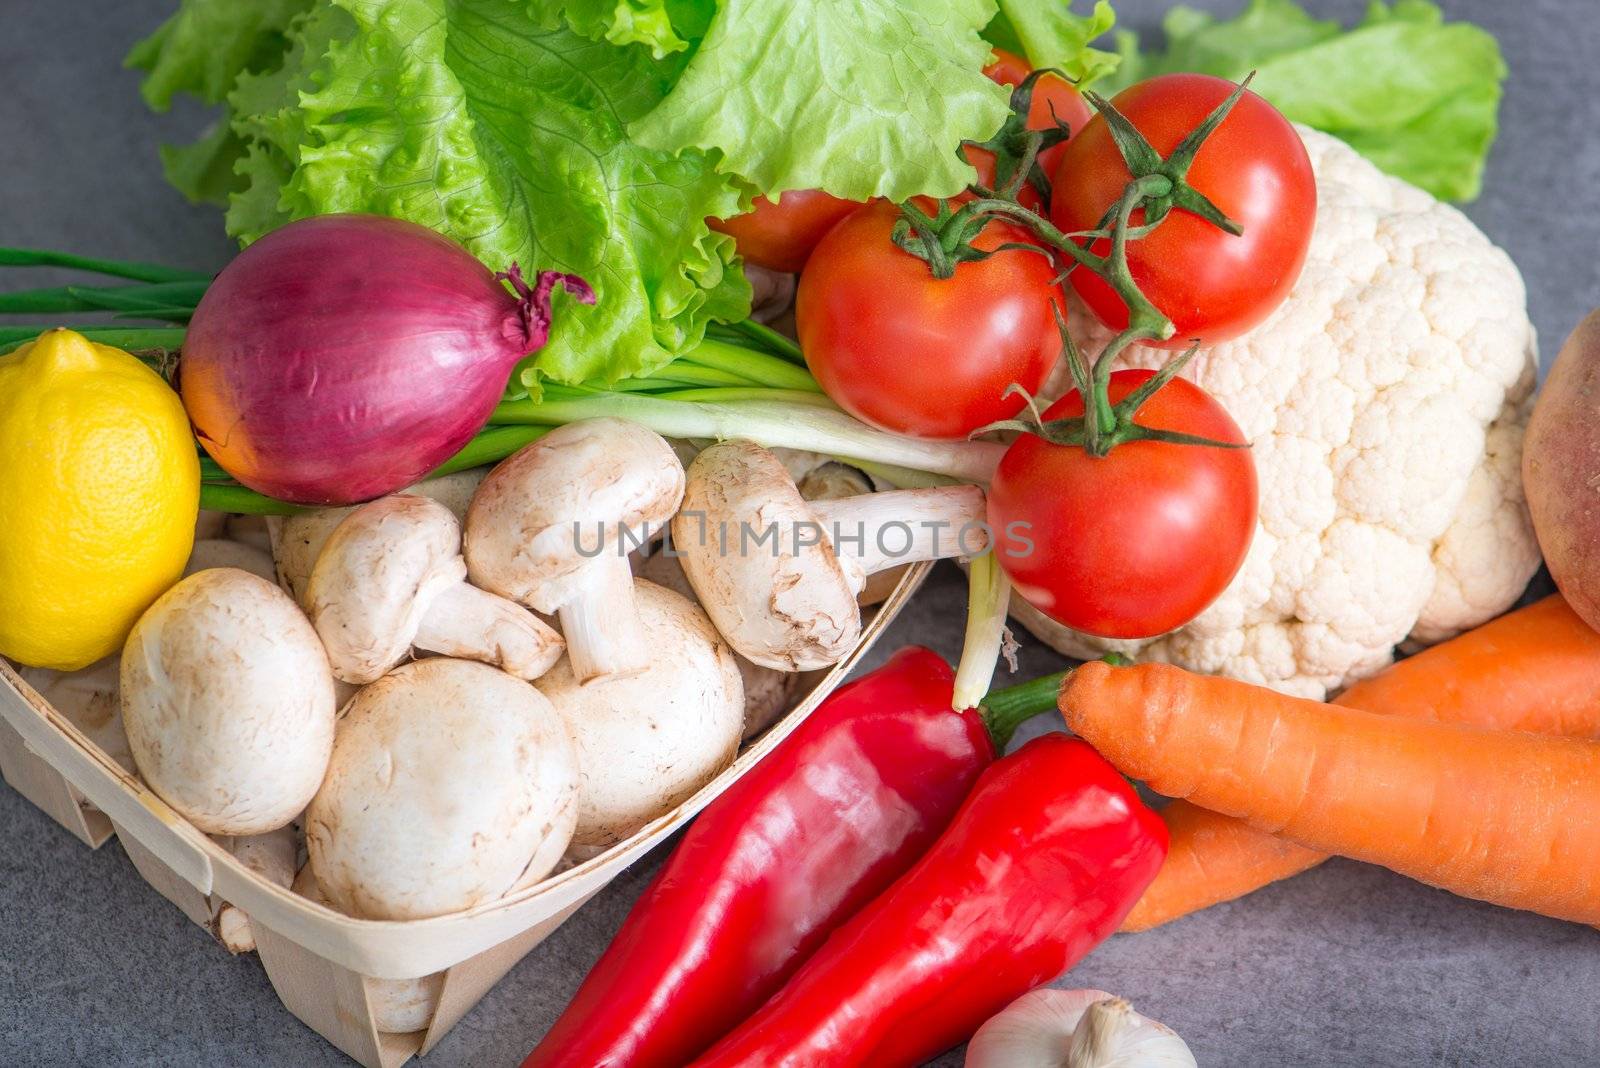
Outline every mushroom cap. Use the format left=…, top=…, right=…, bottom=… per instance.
left=540, top=579, right=743, bottom=847
left=271, top=468, right=489, bottom=608
left=632, top=550, right=800, bottom=739
left=674, top=440, right=861, bottom=671
left=121, top=568, right=336, bottom=835
left=306, top=495, right=465, bottom=685
left=306, top=658, right=580, bottom=920
left=466, top=419, right=684, bottom=613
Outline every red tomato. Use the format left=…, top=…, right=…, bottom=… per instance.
left=1050, top=73, right=1315, bottom=347
left=708, top=191, right=862, bottom=274
left=964, top=49, right=1092, bottom=210
left=797, top=200, right=1065, bottom=440
left=987, top=369, right=1257, bottom=638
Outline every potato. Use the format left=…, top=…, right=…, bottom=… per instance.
left=1524, top=308, right=1600, bottom=630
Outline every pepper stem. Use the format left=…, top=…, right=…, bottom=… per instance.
left=978, top=669, right=1069, bottom=751
left=977, top=652, right=1132, bottom=750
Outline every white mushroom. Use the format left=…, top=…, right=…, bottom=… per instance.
left=19, top=537, right=278, bottom=783
left=675, top=440, right=987, bottom=670
left=307, top=495, right=563, bottom=685
left=291, top=864, right=444, bottom=1034
left=466, top=419, right=685, bottom=682
left=634, top=550, right=799, bottom=740
left=211, top=823, right=299, bottom=954
left=305, top=658, right=579, bottom=920
left=121, top=568, right=337, bottom=835
left=795, top=459, right=906, bottom=607
left=271, top=468, right=489, bottom=607
left=466, top=421, right=744, bottom=844
left=538, top=580, right=744, bottom=846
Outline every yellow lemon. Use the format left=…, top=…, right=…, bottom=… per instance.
left=0, top=329, right=199, bottom=670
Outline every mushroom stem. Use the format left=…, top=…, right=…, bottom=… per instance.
left=211, top=824, right=298, bottom=953
left=808, top=485, right=988, bottom=594
left=414, top=582, right=565, bottom=682
left=559, top=555, right=650, bottom=683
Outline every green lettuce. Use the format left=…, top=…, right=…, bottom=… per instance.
left=983, top=0, right=1121, bottom=86
left=125, top=0, right=313, bottom=109
left=1107, top=0, right=1506, bottom=201
left=631, top=0, right=1009, bottom=200
left=130, top=0, right=1016, bottom=387
left=553, top=0, right=714, bottom=58
left=126, top=0, right=315, bottom=205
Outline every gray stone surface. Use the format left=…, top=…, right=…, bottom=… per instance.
left=2, top=1, right=1598, bottom=1065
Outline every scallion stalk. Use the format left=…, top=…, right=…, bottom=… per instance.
left=495, top=390, right=1003, bottom=483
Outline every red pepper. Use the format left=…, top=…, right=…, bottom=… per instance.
left=523, top=647, right=1060, bottom=1068
left=690, top=733, right=1167, bottom=1068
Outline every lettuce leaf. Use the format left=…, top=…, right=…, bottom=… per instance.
left=983, top=0, right=1121, bottom=86
left=126, top=0, right=315, bottom=205
left=630, top=0, right=1010, bottom=200
left=125, top=0, right=313, bottom=110
left=296, top=0, right=750, bottom=385
left=553, top=0, right=715, bottom=58
left=131, top=0, right=1015, bottom=387
left=157, top=121, right=247, bottom=206
left=1107, top=0, right=1505, bottom=201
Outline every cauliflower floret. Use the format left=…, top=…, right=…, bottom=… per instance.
left=1012, top=128, right=1539, bottom=698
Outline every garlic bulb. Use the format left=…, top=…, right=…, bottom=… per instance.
left=966, top=989, right=1196, bottom=1068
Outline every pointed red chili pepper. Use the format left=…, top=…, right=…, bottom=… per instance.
left=523, top=646, right=1060, bottom=1068
left=690, top=733, right=1167, bottom=1067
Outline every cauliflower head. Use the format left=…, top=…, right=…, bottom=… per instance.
left=1013, top=127, right=1540, bottom=699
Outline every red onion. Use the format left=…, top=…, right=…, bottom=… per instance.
left=180, top=214, right=592, bottom=505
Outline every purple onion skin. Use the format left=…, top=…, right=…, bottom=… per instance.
left=181, top=214, right=588, bottom=506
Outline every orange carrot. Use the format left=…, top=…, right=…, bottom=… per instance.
left=1120, top=595, right=1600, bottom=932
left=1062, top=660, right=1600, bottom=926
left=1120, top=807, right=1324, bottom=932
left=1337, top=595, right=1600, bottom=737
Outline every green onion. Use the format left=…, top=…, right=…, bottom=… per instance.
left=495, top=389, right=1003, bottom=483
left=678, top=337, right=819, bottom=391
left=0, top=247, right=210, bottom=284
left=952, top=551, right=1013, bottom=713
left=0, top=326, right=187, bottom=355
left=426, top=425, right=549, bottom=476
left=713, top=318, right=806, bottom=364
left=199, top=484, right=305, bottom=516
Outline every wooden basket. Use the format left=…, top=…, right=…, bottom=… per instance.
left=0, top=562, right=930, bottom=1067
